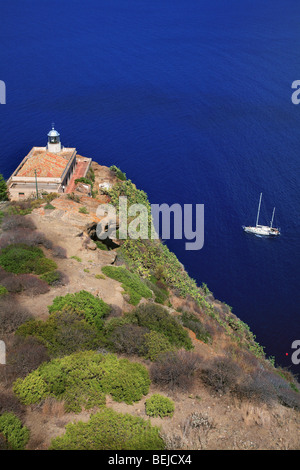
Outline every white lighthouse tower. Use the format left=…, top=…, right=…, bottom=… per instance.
left=47, top=124, right=62, bottom=153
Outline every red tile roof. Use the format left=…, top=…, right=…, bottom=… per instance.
left=17, top=148, right=75, bottom=179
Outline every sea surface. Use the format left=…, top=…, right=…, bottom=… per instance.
left=0, top=0, right=299, bottom=373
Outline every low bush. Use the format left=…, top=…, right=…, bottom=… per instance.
left=180, top=311, right=212, bottom=344
left=1, top=215, right=36, bottom=232
left=0, top=273, right=50, bottom=295
left=200, top=356, right=242, bottom=394
left=48, top=290, right=111, bottom=329
left=150, top=350, right=201, bottom=391
left=0, top=275, right=23, bottom=293
left=108, top=323, right=149, bottom=355
left=0, top=412, right=30, bottom=450
left=95, top=240, right=109, bottom=251
left=18, top=274, right=50, bottom=295
left=127, top=303, right=193, bottom=350
left=0, top=243, right=57, bottom=275
left=44, top=203, right=55, bottom=210
left=95, top=273, right=106, bottom=279
left=1, top=336, right=49, bottom=385
left=0, top=285, right=8, bottom=296
left=16, top=310, right=105, bottom=358
left=102, top=266, right=152, bottom=305
left=0, top=298, right=33, bottom=334
left=234, top=370, right=300, bottom=409
left=49, top=408, right=164, bottom=450
left=109, top=165, right=127, bottom=181
left=141, top=331, right=174, bottom=361
left=70, top=255, right=82, bottom=262
left=0, top=392, right=25, bottom=418
left=13, top=351, right=150, bottom=412
left=79, top=206, right=89, bottom=214
left=13, top=370, right=49, bottom=405
left=233, top=371, right=277, bottom=405
left=143, top=277, right=169, bottom=304
left=75, top=177, right=93, bottom=187
left=67, top=193, right=80, bottom=203
left=40, top=270, right=68, bottom=287
left=145, top=394, right=175, bottom=418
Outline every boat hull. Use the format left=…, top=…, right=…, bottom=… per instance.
left=242, top=225, right=280, bottom=236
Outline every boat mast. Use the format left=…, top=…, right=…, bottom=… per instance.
left=270, top=207, right=275, bottom=228
left=256, top=193, right=262, bottom=227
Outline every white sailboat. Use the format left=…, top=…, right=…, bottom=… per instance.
left=243, top=193, right=280, bottom=236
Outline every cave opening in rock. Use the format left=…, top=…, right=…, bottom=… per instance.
left=86, top=223, right=119, bottom=250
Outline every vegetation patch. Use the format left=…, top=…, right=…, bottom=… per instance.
left=48, top=290, right=111, bottom=329
left=40, top=270, right=67, bottom=286
left=49, top=408, right=164, bottom=450
left=127, top=303, right=193, bottom=350
left=145, top=394, right=175, bottom=418
left=44, top=203, right=55, bottom=210
left=141, top=331, right=174, bottom=361
left=0, top=243, right=57, bottom=275
left=180, top=311, right=212, bottom=344
left=70, top=255, right=82, bottom=262
left=102, top=265, right=152, bottom=305
left=13, top=351, right=150, bottom=412
left=0, top=285, right=8, bottom=296
left=16, top=310, right=105, bottom=358
left=109, top=165, right=127, bottom=181
left=0, top=412, right=30, bottom=450
left=79, top=206, right=89, bottom=214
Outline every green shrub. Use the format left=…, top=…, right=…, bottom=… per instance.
left=79, top=206, right=89, bottom=214
left=0, top=285, right=8, bottom=296
left=16, top=311, right=105, bottom=358
left=33, top=258, right=57, bottom=275
left=95, top=240, right=109, bottom=251
left=48, top=290, right=111, bottom=329
left=67, top=193, right=80, bottom=203
left=180, top=311, right=212, bottom=344
left=95, top=273, right=106, bottom=279
left=71, top=255, right=82, bottom=262
left=75, top=177, right=93, bottom=187
left=0, top=412, right=30, bottom=450
left=109, top=165, right=127, bottom=181
left=49, top=408, right=164, bottom=450
left=107, top=323, right=149, bottom=356
left=142, top=331, right=174, bottom=361
left=13, top=351, right=150, bottom=413
left=86, top=167, right=95, bottom=183
left=13, top=370, right=49, bottom=405
left=40, top=270, right=64, bottom=286
left=100, top=355, right=150, bottom=404
left=0, top=243, right=57, bottom=275
left=102, top=266, right=152, bottom=305
left=0, top=174, right=8, bottom=201
left=127, top=303, right=193, bottom=350
left=144, top=277, right=169, bottom=304
left=43, top=192, right=59, bottom=203
left=44, top=203, right=55, bottom=210
left=145, top=394, right=175, bottom=418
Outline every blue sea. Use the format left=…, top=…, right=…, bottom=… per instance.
left=0, top=0, right=299, bottom=373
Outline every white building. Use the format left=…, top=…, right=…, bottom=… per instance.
left=7, top=125, right=77, bottom=200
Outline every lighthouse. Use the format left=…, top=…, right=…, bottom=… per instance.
left=47, top=124, right=62, bottom=153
